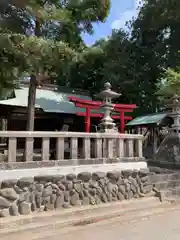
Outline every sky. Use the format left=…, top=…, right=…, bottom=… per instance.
left=83, top=0, right=142, bottom=45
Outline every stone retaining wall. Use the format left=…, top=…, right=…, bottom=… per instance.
left=0, top=170, right=153, bottom=217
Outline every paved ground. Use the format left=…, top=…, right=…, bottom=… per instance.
left=48, top=206, right=180, bottom=240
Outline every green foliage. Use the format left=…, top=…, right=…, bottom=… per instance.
left=0, top=32, right=76, bottom=92
left=0, top=0, right=111, bottom=91
left=56, top=46, right=105, bottom=92
left=65, top=0, right=180, bottom=115
left=4, top=0, right=180, bottom=118
left=127, top=0, right=180, bottom=112
left=156, top=68, right=180, bottom=101
left=0, top=0, right=110, bottom=48
left=42, top=0, right=111, bottom=48
left=0, top=0, right=111, bottom=130
left=132, top=0, right=180, bottom=69
left=64, top=28, right=160, bottom=115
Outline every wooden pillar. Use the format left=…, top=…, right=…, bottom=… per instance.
left=120, top=111, right=125, bottom=133
left=26, top=75, right=37, bottom=131
left=85, top=108, right=91, bottom=133
left=0, top=117, right=7, bottom=143
left=153, top=128, right=158, bottom=154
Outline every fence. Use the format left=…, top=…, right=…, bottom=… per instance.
left=0, top=131, right=144, bottom=165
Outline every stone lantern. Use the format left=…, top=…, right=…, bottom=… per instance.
left=155, top=94, right=180, bottom=163
left=167, top=94, right=180, bottom=131
left=96, top=82, right=121, bottom=133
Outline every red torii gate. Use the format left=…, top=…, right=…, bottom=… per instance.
left=68, top=96, right=136, bottom=133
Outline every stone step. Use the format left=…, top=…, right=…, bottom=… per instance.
left=160, top=187, right=180, bottom=200
left=4, top=201, right=173, bottom=240
left=171, top=187, right=180, bottom=196
left=154, top=179, right=180, bottom=190
left=0, top=197, right=163, bottom=239
left=37, top=203, right=179, bottom=240
left=150, top=173, right=180, bottom=183
left=148, top=166, right=175, bottom=174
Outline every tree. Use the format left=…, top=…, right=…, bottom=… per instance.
left=0, top=0, right=72, bottom=130
left=99, top=30, right=139, bottom=104
left=64, top=29, right=156, bottom=115
left=0, top=0, right=111, bottom=48
left=43, top=0, right=111, bottom=49
left=129, top=0, right=180, bottom=113
left=0, top=32, right=76, bottom=129
left=65, top=0, right=180, bottom=116
left=132, top=0, right=180, bottom=69
left=0, top=0, right=111, bottom=130
left=156, top=68, right=180, bottom=102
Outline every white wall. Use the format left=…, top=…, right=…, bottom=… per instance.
left=0, top=162, right=147, bottom=181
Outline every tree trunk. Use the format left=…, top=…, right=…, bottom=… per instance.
left=26, top=75, right=37, bottom=131
left=26, top=19, right=41, bottom=131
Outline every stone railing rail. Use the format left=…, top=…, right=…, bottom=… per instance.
left=0, top=131, right=143, bottom=164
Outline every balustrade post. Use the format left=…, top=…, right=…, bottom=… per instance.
left=70, top=137, right=78, bottom=164
left=25, top=137, right=34, bottom=162
left=82, top=137, right=91, bottom=159
left=42, top=137, right=50, bottom=161
left=8, top=137, right=17, bottom=162
left=127, top=139, right=134, bottom=157
left=94, top=138, right=102, bottom=159
left=136, top=139, right=143, bottom=158
left=56, top=138, right=64, bottom=160
left=102, top=139, right=107, bottom=161
left=117, top=138, right=124, bottom=158
left=107, top=139, right=114, bottom=159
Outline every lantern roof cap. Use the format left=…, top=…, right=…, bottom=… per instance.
left=96, top=82, right=121, bottom=99
left=166, top=94, right=180, bottom=108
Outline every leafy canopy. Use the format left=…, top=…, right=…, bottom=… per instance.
left=156, top=68, right=180, bottom=101
left=0, top=32, right=76, bottom=89
left=0, top=0, right=111, bottom=88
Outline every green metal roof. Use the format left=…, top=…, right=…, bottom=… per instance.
left=0, top=87, right=92, bottom=114
left=126, top=113, right=167, bottom=126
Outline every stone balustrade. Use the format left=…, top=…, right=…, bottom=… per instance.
left=0, top=131, right=144, bottom=168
